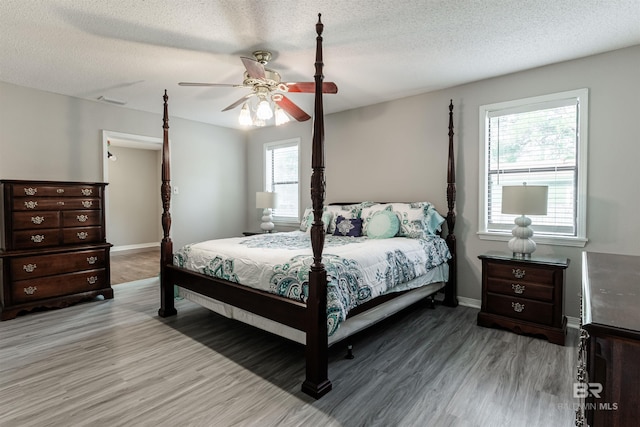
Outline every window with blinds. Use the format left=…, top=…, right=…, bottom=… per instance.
left=264, top=138, right=300, bottom=220
left=479, top=89, right=589, bottom=245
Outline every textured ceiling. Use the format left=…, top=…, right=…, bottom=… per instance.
left=1, top=0, right=639, bottom=130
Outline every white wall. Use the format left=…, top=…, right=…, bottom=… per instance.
left=247, top=45, right=640, bottom=319
left=0, top=82, right=247, bottom=249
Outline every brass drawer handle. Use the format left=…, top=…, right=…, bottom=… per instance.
left=57, top=201, right=65, bottom=206
left=87, top=276, right=98, bottom=285
left=23, top=286, right=38, bottom=295
left=511, top=283, right=525, bottom=294
left=77, top=214, right=89, bottom=222
left=77, top=232, right=89, bottom=240
left=81, top=200, right=93, bottom=208
left=81, top=188, right=93, bottom=196
left=23, top=187, right=37, bottom=196
left=31, top=234, right=45, bottom=243
left=23, top=263, right=37, bottom=273
left=24, top=201, right=38, bottom=209
left=87, top=256, right=98, bottom=265
left=56, top=188, right=65, bottom=194
left=31, top=215, right=45, bottom=224
left=511, top=302, right=525, bottom=313
left=512, top=268, right=526, bottom=279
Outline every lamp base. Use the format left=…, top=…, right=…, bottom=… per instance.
left=260, top=208, right=274, bottom=233
left=508, top=215, right=537, bottom=258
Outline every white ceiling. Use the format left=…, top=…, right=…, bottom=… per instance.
left=2, top=0, right=639, bottom=130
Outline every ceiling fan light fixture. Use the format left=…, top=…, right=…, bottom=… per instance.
left=275, top=105, right=290, bottom=126
left=238, top=103, right=252, bottom=126
left=256, top=98, right=273, bottom=120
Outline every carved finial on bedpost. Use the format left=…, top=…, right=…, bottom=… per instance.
left=159, top=90, right=177, bottom=317
left=444, top=99, right=458, bottom=307
left=302, top=12, right=332, bottom=399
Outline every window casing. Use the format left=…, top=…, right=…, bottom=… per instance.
left=264, top=138, right=300, bottom=224
left=478, top=89, right=588, bottom=247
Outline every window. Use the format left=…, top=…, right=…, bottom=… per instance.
left=264, top=138, right=300, bottom=223
left=478, top=89, right=588, bottom=246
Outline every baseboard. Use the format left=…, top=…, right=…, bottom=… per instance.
left=111, top=242, right=160, bottom=253
left=455, top=296, right=581, bottom=330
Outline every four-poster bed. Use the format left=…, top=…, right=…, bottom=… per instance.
left=158, top=14, right=458, bottom=399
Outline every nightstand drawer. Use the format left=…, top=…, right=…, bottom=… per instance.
left=486, top=262, right=554, bottom=283
left=486, top=277, right=554, bottom=301
left=486, top=293, right=553, bottom=325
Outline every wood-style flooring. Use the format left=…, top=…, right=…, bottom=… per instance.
left=0, top=272, right=579, bottom=427
left=110, top=247, right=159, bottom=284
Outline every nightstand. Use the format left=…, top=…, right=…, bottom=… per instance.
left=242, top=231, right=263, bottom=236
left=477, top=252, right=569, bottom=345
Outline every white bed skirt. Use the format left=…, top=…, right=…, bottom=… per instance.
left=177, top=263, right=448, bottom=347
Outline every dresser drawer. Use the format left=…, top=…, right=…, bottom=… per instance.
left=13, top=198, right=101, bottom=211
left=486, top=293, right=553, bottom=325
left=12, top=229, right=61, bottom=249
left=62, top=226, right=103, bottom=245
left=12, top=211, right=61, bottom=230
left=10, top=248, right=108, bottom=280
left=486, top=277, right=554, bottom=302
left=11, top=184, right=101, bottom=198
left=486, top=261, right=555, bottom=284
left=62, top=210, right=102, bottom=227
left=12, top=269, right=108, bottom=303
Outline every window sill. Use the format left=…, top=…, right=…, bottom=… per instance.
left=477, top=231, right=588, bottom=248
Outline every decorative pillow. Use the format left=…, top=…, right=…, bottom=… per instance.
left=364, top=206, right=400, bottom=239
left=300, top=207, right=332, bottom=233
left=326, top=204, right=363, bottom=234
left=333, top=215, right=363, bottom=237
left=390, top=202, right=445, bottom=238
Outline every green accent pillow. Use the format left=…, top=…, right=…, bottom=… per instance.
left=367, top=209, right=400, bottom=239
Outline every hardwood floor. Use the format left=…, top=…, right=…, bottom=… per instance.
left=110, top=247, right=159, bottom=284
left=0, top=277, right=579, bottom=427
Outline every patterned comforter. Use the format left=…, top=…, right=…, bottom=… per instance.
left=174, top=231, right=451, bottom=336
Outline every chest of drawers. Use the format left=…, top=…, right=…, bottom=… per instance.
left=0, top=180, right=113, bottom=320
left=477, top=253, right=569, bottom=345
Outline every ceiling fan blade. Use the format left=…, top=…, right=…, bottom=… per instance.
left=275, top=95, right=311, bottom=122
left=222, top=94, right=254, bottom=112
left=241, top=57, right=266, bottom=80
left=284, top=82, right=338, bottom=94
left=178, top=82, right=244, bottom=87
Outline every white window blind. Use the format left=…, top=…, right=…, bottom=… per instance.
left=264, top=139, right=299, bottom=220
left=479, top=89, right=588, bottom=245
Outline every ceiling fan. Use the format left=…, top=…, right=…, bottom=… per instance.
left=178, top=50, right=338, bottom=124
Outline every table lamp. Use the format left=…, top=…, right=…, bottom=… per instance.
left=256, top=191, right=277, bottom=232
left=501, top=184, right=548, bottom=258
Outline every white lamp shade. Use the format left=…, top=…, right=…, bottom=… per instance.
left=501, top=185, right=548, bottom=215
left=256, top=191, right=277, bottom=209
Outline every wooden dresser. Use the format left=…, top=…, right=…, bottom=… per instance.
left=477, top=252, right=569, bottom=345
left=0, top=180, right=113, bottom=320
left=576, top=251, right=640, bottom=426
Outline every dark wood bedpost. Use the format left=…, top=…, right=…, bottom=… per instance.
left=301, top=13, right=332, bottom=399
left=443, top=99, right=458, bottom=307
left=159, top=90, right=177, bottom=317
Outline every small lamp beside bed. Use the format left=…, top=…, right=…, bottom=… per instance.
left=501, top=184, right=548, bottom=259
left=256, top=191, right=277, bottom=233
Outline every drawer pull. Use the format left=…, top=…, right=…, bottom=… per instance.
left=81, top=188, right=93, bottom=196
left=81, top=200, right=93, bottom=208
left=511, top=302, right=525, bottom=313
left=512, top=268, right=526, bottom=279
left=57, top=201, right=65, bottom=206
left=511, top=283, right=525, bottom=294
left=57, top=188, right=65, bottom=194
left=23, top=263, right=37, bottom=273
left=24, top=201, right=38, bottom=209
left=23, top=286, right=38, bottom=295
left=87, top=276, right=98, bottom=285
left=76, top=214, right=89, bottom=222
left=87, top=256, right=98, bottom=265
left=23, top=187, right=37, bottom=196
left=31, top=216, right=45, bottom=224
left=31, top=234, right=45, bottom=243
left=77, top=231, right=89, bottom=240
